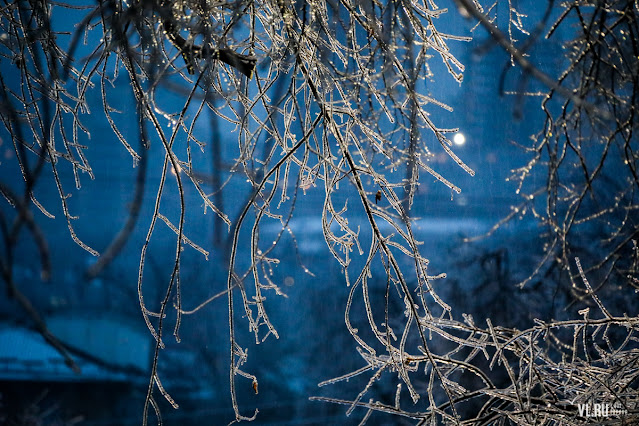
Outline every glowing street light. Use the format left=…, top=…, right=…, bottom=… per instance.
left=453, top=132, right=466, bottom=146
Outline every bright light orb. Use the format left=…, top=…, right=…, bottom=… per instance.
left=453, top=133, right=466, bottom=146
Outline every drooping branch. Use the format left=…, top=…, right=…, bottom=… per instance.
left=157, top=1, right=257, bottom=77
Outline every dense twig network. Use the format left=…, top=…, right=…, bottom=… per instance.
left=503, top=0, right=639, bottom=290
